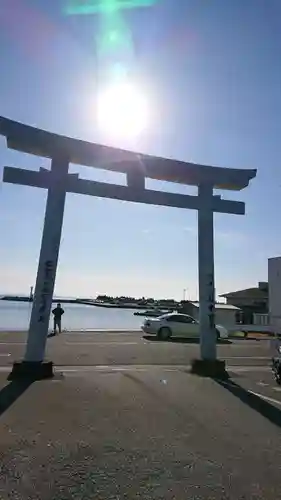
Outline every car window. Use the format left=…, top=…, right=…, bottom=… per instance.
left=182, top=315, right=196, bottom=324
left=166, top=314, right=193, bottom=323
left=165, top=315, right=182, bottom=322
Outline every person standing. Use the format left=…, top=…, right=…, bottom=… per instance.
left=52, top=303, right=64, bottom=335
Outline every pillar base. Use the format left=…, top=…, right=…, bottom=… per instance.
left=8, top=361, right=54, bottom=381
left=190, top=359, right=229, bottom=379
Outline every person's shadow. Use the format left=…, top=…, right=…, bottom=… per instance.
left=143, top=335, right=231, bottom=345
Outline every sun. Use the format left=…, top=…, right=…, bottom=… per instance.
left=96, top=81, right=149, bottom=139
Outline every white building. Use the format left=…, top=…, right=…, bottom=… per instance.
left=181, top=301, right=240, bottom=327
left=268, top=256, right=281, bottom=333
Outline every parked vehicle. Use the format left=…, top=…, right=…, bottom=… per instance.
left=272, top=357, right=281, bottom=385
left=271, top=341, right=281, bottom=385
left=141, top=313, right=228, bottom=340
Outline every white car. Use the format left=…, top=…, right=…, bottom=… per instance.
left=141, top=313, right=228, bottom=341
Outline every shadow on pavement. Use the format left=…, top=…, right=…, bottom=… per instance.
left=0, top=379, right=34, bottom=418
left=215, top=378, right=281, bottom=429
left=143, top=335, right=231, bottom=345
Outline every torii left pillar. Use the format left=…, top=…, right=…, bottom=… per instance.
left=9, top=156, right=69, bottom=380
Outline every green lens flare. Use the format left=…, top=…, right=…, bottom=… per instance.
left=63, top=0, right=158, bottom=89
left=64, top=0, right=156, bottom=16
left=97, top=10, right=133, bottom=54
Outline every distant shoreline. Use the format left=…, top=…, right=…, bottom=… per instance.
left=0, top=296, right=158, bottom=310
left=0, top=296, right=80, bottom=305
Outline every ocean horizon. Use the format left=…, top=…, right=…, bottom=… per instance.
left=0, top=300, right=144, bottom=331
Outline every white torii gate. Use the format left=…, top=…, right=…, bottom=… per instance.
left=0, top=117, right=256, bottom=379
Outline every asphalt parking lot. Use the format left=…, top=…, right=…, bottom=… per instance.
left=0, top=330, right=278, bottom=404
left=1, top=330, right=281, bottom=499
left=0, top=329, right=273, bottom=366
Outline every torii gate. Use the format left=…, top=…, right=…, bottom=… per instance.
left=0, top=117, right=256, bottom=380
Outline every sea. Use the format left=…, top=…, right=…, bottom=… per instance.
left=0, top=301, right=144, bottom=331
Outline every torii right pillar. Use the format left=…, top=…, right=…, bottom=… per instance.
left=191, top=182, right=228, bottom=379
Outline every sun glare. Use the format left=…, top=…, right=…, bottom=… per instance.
left=97, top=81, right=149, bottom=139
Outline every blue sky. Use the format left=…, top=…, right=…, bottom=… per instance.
left=0, top=0, right=281, bottom=300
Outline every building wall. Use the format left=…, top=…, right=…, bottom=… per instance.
left=179, top=302, right=197, bottom=317
left=225, top=296, right=267, bottom=309
left=253, top=313, right=269, bottom=326
left=190, top=306, right=199, bottom=321
left=183, top=303, right=237, bottom=326
left=215, top=309, right=237, bottom=326
left=268, top=257, right=281, bottom=333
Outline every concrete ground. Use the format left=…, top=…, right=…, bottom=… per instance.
left=0, top=330, right=273, bottom=367
left=0, top=330, right=281, bottom=499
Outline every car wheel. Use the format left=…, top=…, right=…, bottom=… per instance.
left=216, top=329, right=221, bottom=341
left=157, top=327, right=172, bottom=341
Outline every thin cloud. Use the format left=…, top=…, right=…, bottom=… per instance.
left=140, top=226, right=246, bottom=242
left=183, top=226, right=197, bottom=233
left=181, top=226, right=248, bottom=246
left=216, top=229, right=247, bottom=242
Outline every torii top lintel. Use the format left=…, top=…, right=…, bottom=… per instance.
left=0, top=117, right=256, bottom=191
